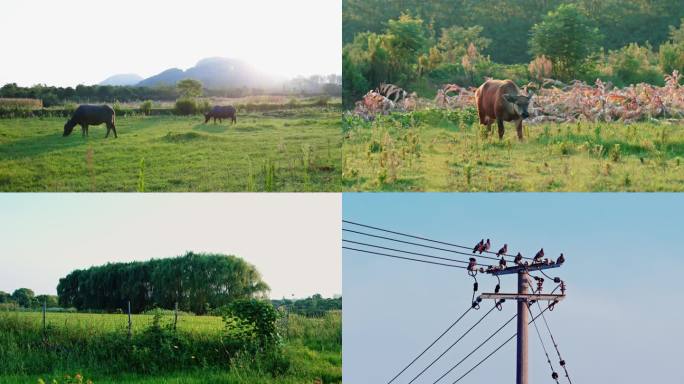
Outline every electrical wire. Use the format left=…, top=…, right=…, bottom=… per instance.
left=527, top=304, right=559, bottom=383
left=449, top=303, right=553, bottom=384
left=432, top=312, right=517, bottom=384
left=386, top=305, right=474, bottom=384
left=343, top=239, right=493, bottom=267
left=343, top=228, right=503, bottom=262
left=536, top=302, right=573, bottom=384
left=343, top=246, right=466, bottom=269
left=406, top=303, right=501, bottom=384
left=343, top=220, right=535, bottom=260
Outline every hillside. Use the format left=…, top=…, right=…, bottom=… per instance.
left=136, top=57, right=278, bottom=89
left=99, top=73, right=143, bottom=86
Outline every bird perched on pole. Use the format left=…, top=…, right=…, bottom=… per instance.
left=557, top=253, right=565, bottom=264
left=473, top=239, right=484, bottom=253
left=534, top=248, right=544, bottom=263
left=496, top=244, right=508, bottom=257
left=480, top=239, right=491, bottom=254
left=514, top=252, right=523, bottom=265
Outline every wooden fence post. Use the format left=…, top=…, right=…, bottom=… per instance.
left=42, top=299, right=46, bottom=337
left=127, top=301, right=132, bottom=340
left=174, top=301, right=178, bottom=331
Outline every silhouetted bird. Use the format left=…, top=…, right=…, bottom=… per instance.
left=496, top=244, right=508, bottom=257
left=557, top=253, right=565, bottom=264
left=480, top=239, right=491, bottom=254
left=468, top=257, right=477, bottom=271
left=499, top=257, right=507, bottom=268
left=534, top=248, right=544, bottom=263
left=473, top=239, right=484, bottom=253
left=514, top=252, right=523, bottom=265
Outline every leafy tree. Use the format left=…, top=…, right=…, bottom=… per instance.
left=0, top=291, right=12, bottom=303
left=659, top=18, right=684, bottom=74
left=530, top=4, right=602, bottom=80
left=437, top=25, right=491, bottom=64
left=35, top=294, right=59, bottom=308
left=176, top=79, right=203, bottom=98
left=385, top=14, right=428, bottom=84
left=11, top=288, right=35, bottom=307
left=57, top=252, right=270, bottom=314
left=342, top=50, right=369, bottom=107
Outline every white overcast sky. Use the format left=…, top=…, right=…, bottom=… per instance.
left=0, top=0, right=341, bottom=87
left=0, top=193, right=341, bottom=299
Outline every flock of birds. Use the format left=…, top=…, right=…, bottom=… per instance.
left=467, top=238, right=565, bottom=274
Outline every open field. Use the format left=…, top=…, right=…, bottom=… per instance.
left=342, top=110, right=684, bottom=191
left=0, top=310, right=341, bottom=383
left=0, top=108, right=341, bottom=191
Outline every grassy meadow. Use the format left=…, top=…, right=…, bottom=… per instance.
left=342, top=110, right=684, bottom=191
left=0, top=310, right=341, bottom=383
left=0, top=108, right=341, bottom=191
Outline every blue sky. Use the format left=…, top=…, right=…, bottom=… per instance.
left=343, top=193, right=683, bottom=384
left=0, top=193, right=341, bottom=299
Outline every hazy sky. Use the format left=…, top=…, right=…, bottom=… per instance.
left=343, top=193, right=683, bottom=384
left=0, top=193, right=341, bottom=299
left=0, top=0, right=341, bottom=87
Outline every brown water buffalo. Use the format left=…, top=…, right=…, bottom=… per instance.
left=63, top=105, right=117, bottom=138
left=475, top=79, right=531, bottom=140
left=204, top=105, right=236, bottom=124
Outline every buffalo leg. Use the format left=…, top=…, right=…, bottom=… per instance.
left=515, top=118, right=523, bottom=141
left=497, top=118, right=505, bottom=139
left=81, top=124, right=88, bottom=137
left=106, top=123, right=117, bottom=138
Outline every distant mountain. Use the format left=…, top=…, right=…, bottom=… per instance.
left=99, top=73, right=143, bottom=86
left=135, top=57, right=279, bottom=89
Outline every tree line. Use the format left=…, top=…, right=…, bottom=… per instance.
left=272, top=294, right=342, bottom=317
left=0, top=74, right=342, bottom=108
left=57, top=252, right=270, bottom=315
left=343, top=0, right=684, bottom=106
left=0, top=288, right=58, bottom=309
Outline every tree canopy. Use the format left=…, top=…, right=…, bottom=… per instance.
left=57, top=252, right=270, bottom=314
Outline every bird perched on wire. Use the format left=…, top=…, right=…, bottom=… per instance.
left=557, top=253, right=565, bottom=264
left=467, top=257, right=477, bottom=272
left=473, top=239, right=484, bottom=253
left=499, top=257, right=507, bottom=268
left=514, top=252, right=523, bottom=265
left=496, top=244, right=508, bottom=257
left=480, top=239, right=491, bottom=254
left=534, top=248, right=544, bottom=263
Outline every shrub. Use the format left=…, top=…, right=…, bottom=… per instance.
left=604, top=43, right=663, bottom=86
left=225, top=299, right=280, bottom=351
left=140, top=100, right=153, bottom=116
left=174, top=98, right=198, bottom=115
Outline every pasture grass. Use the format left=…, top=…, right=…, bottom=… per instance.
left=0, top=108, right=341, bottom=191
left=0, top=310, right=341, bottom=383
left=342, top=112, right=684, bottom=191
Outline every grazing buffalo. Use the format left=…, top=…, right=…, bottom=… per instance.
left=204, top=105, right=236, bottom=124
left=63, top=105, right=117, bottom=138
left=475, top=79, right=532, bottom=140
left=375, top=83, right=407, bottom=103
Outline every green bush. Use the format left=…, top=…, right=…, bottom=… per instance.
left=225, top=299, right=280, bottom=350
left=174, top=98, right=198, bottom=115
left=140, top=100, right=153, bottom=116
left=604, top=43, right=663, bottom=86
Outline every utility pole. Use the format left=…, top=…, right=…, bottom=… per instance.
left=478, top=261, right=566, bottom=384
left=516, top=270, right=529, bottom=384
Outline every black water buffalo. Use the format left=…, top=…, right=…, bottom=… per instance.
left=63, top=105, right=117, bottom=138
left=204, top=105, right=237, bottom=124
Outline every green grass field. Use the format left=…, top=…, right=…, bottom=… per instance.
left=0, top=310, right=341, bottom=383
left=0, top=108, right=341, bottom=191
left=343, top=111, right=684, bottom=191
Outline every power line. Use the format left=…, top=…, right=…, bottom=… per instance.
left=450, top=303, right=553, bottom=384
left=387, top=305, right=474, bottom=384
left=432, top=312, right=517, bottom=384
left=343, top=246, right=466, bottom=269
left=343, top=220, right=534, bottom=260
left=343, top=228, right=502, bottom=262
left=343, top=239, right=496, bottom=268
left=407, top=303, right=501, bottom=384
left=536, top=301, right=573, bottom=384
left=527, top=304, right=559, bottom=383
